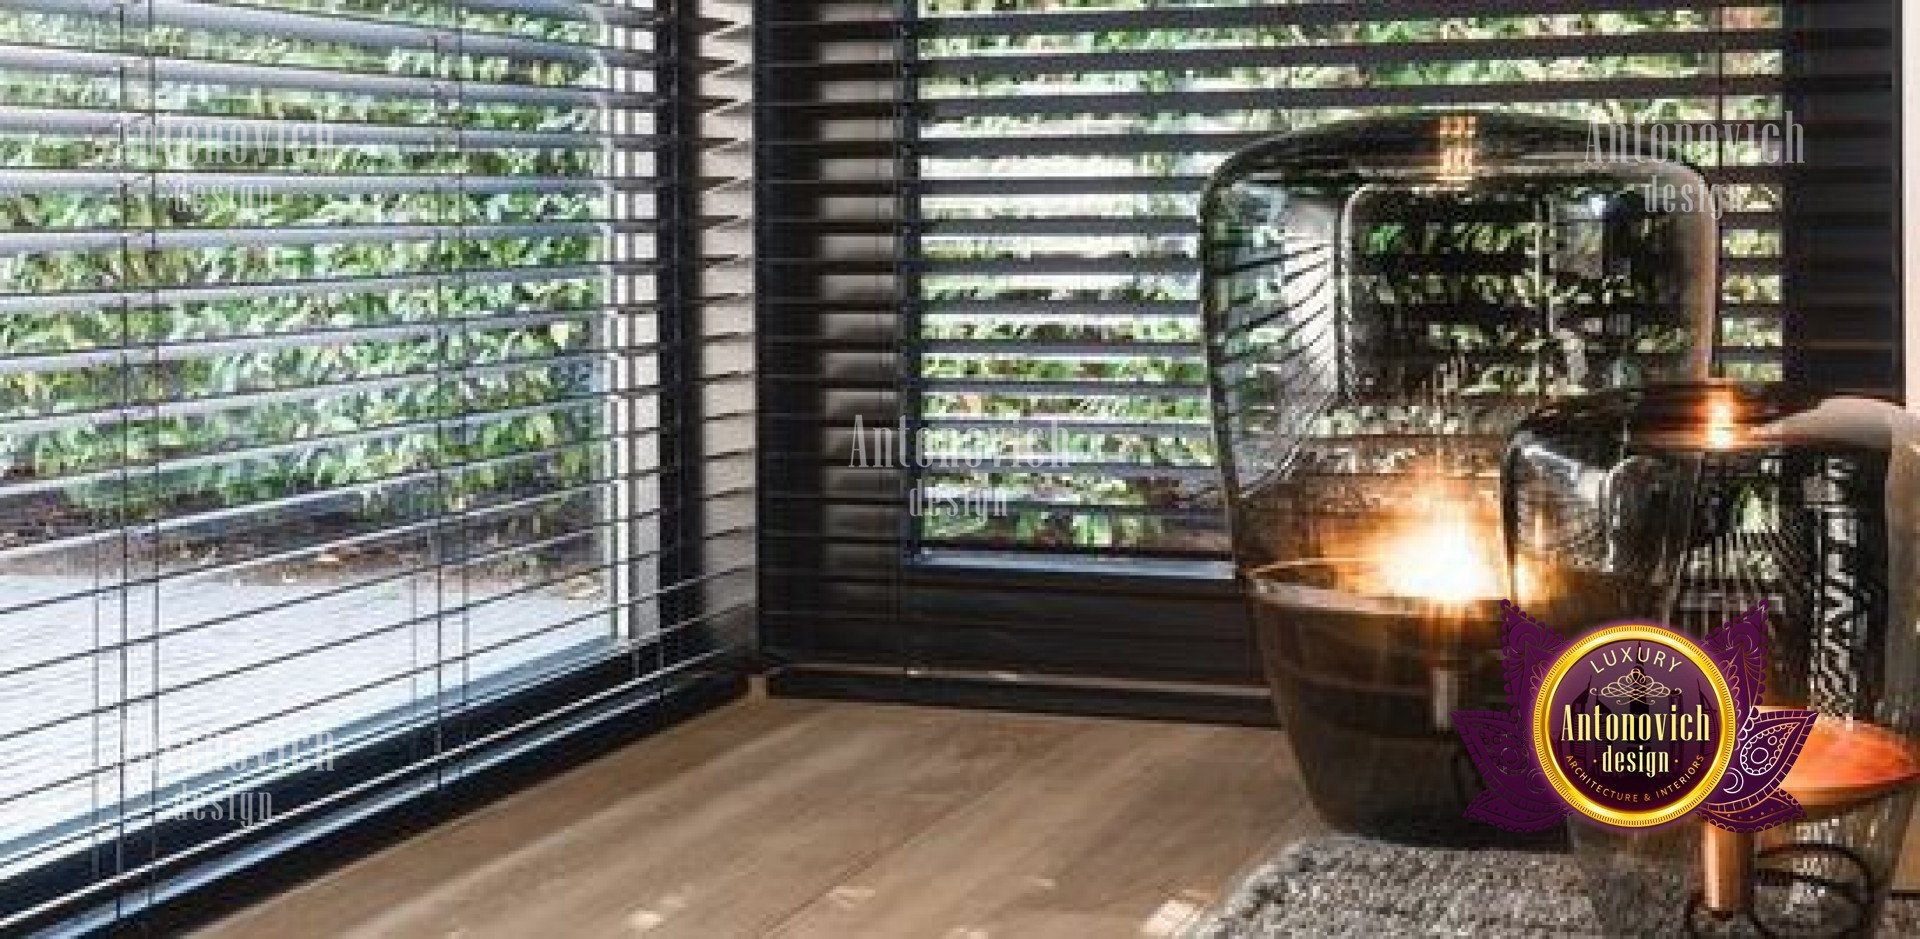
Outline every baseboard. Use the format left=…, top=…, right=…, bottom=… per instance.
left=767, top=664, right=1277, bottom=727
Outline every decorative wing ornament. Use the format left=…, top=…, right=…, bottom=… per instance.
left=1698, top=602, right=1816, bottom=831
left=1450, top=602, right=1572, bottom=833
left=1701, top=601, right=1770, bottom=728
left=1499, top=600, right=1567, bottom=716
left=1703, top=707, right=1818, bottom=829
left=1453, top=709, right=1568, bottom=832
left=1702, top=791, right=1806, bottom=834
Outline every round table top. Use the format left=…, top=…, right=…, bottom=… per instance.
left=1780, top=716, right=1920, bottom=813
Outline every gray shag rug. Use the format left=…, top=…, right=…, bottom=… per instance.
left=1189, top=835, right=1920, bottom=937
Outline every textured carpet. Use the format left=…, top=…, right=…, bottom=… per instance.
left=1190, top=835, right=1920, bottom=937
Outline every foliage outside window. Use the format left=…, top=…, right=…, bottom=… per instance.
left=0, top=2, right=616, bottom=562
left=910, top=0, right=1783, bottom=553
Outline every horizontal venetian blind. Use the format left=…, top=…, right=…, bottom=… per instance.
left=0, top=0, right=753, bottom=931
left=758, top=0, right=1896, bottom=699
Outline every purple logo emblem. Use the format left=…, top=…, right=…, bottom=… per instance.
left=1453, top=601, right=1815, bottom=832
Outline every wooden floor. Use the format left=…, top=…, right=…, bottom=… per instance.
left=200, top=693, right=1920, bottom=938
left=199, top=693, right=1315, bottom=939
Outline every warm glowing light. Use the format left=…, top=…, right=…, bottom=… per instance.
left=1371, top=507, right=1502, bottom=604
left=1513, top=557, right=1544, bottom=605
left=1704, top=392, right=1739, bottom=450
left=1436, top=113, right=1478, bottom=183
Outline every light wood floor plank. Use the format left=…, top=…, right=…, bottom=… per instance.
left=200, top=697, right=1090, bottom=938
left=767, top=720, right=1310, bottom=939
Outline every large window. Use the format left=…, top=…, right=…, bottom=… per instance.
left=0, top=0, right=751, bottom=929
left=758, top=0, right=1896, bottom=704
left=908, top=0, right=1787, bottom=558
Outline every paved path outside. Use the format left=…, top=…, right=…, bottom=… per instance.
left=0, top=572, right=610, bottom=865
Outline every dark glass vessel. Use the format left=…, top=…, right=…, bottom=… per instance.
left=1505, top=383, right=1920, bottom=936
left=1203, top=111, right=1717, bottom=842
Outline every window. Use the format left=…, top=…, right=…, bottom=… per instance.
left=909, top=0, right=1789, bottom=558
left=758, top=0, right=1896, bottom=703
left=0, top=0, right=751, bottom=929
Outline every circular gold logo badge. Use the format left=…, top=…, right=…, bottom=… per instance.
left=1530, top=624, right=1738, bottom=828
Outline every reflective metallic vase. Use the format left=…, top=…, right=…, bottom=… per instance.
left=1202, top=111, right=1717, bottom=842
left=1505, top=383, right=1920, bottom=935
